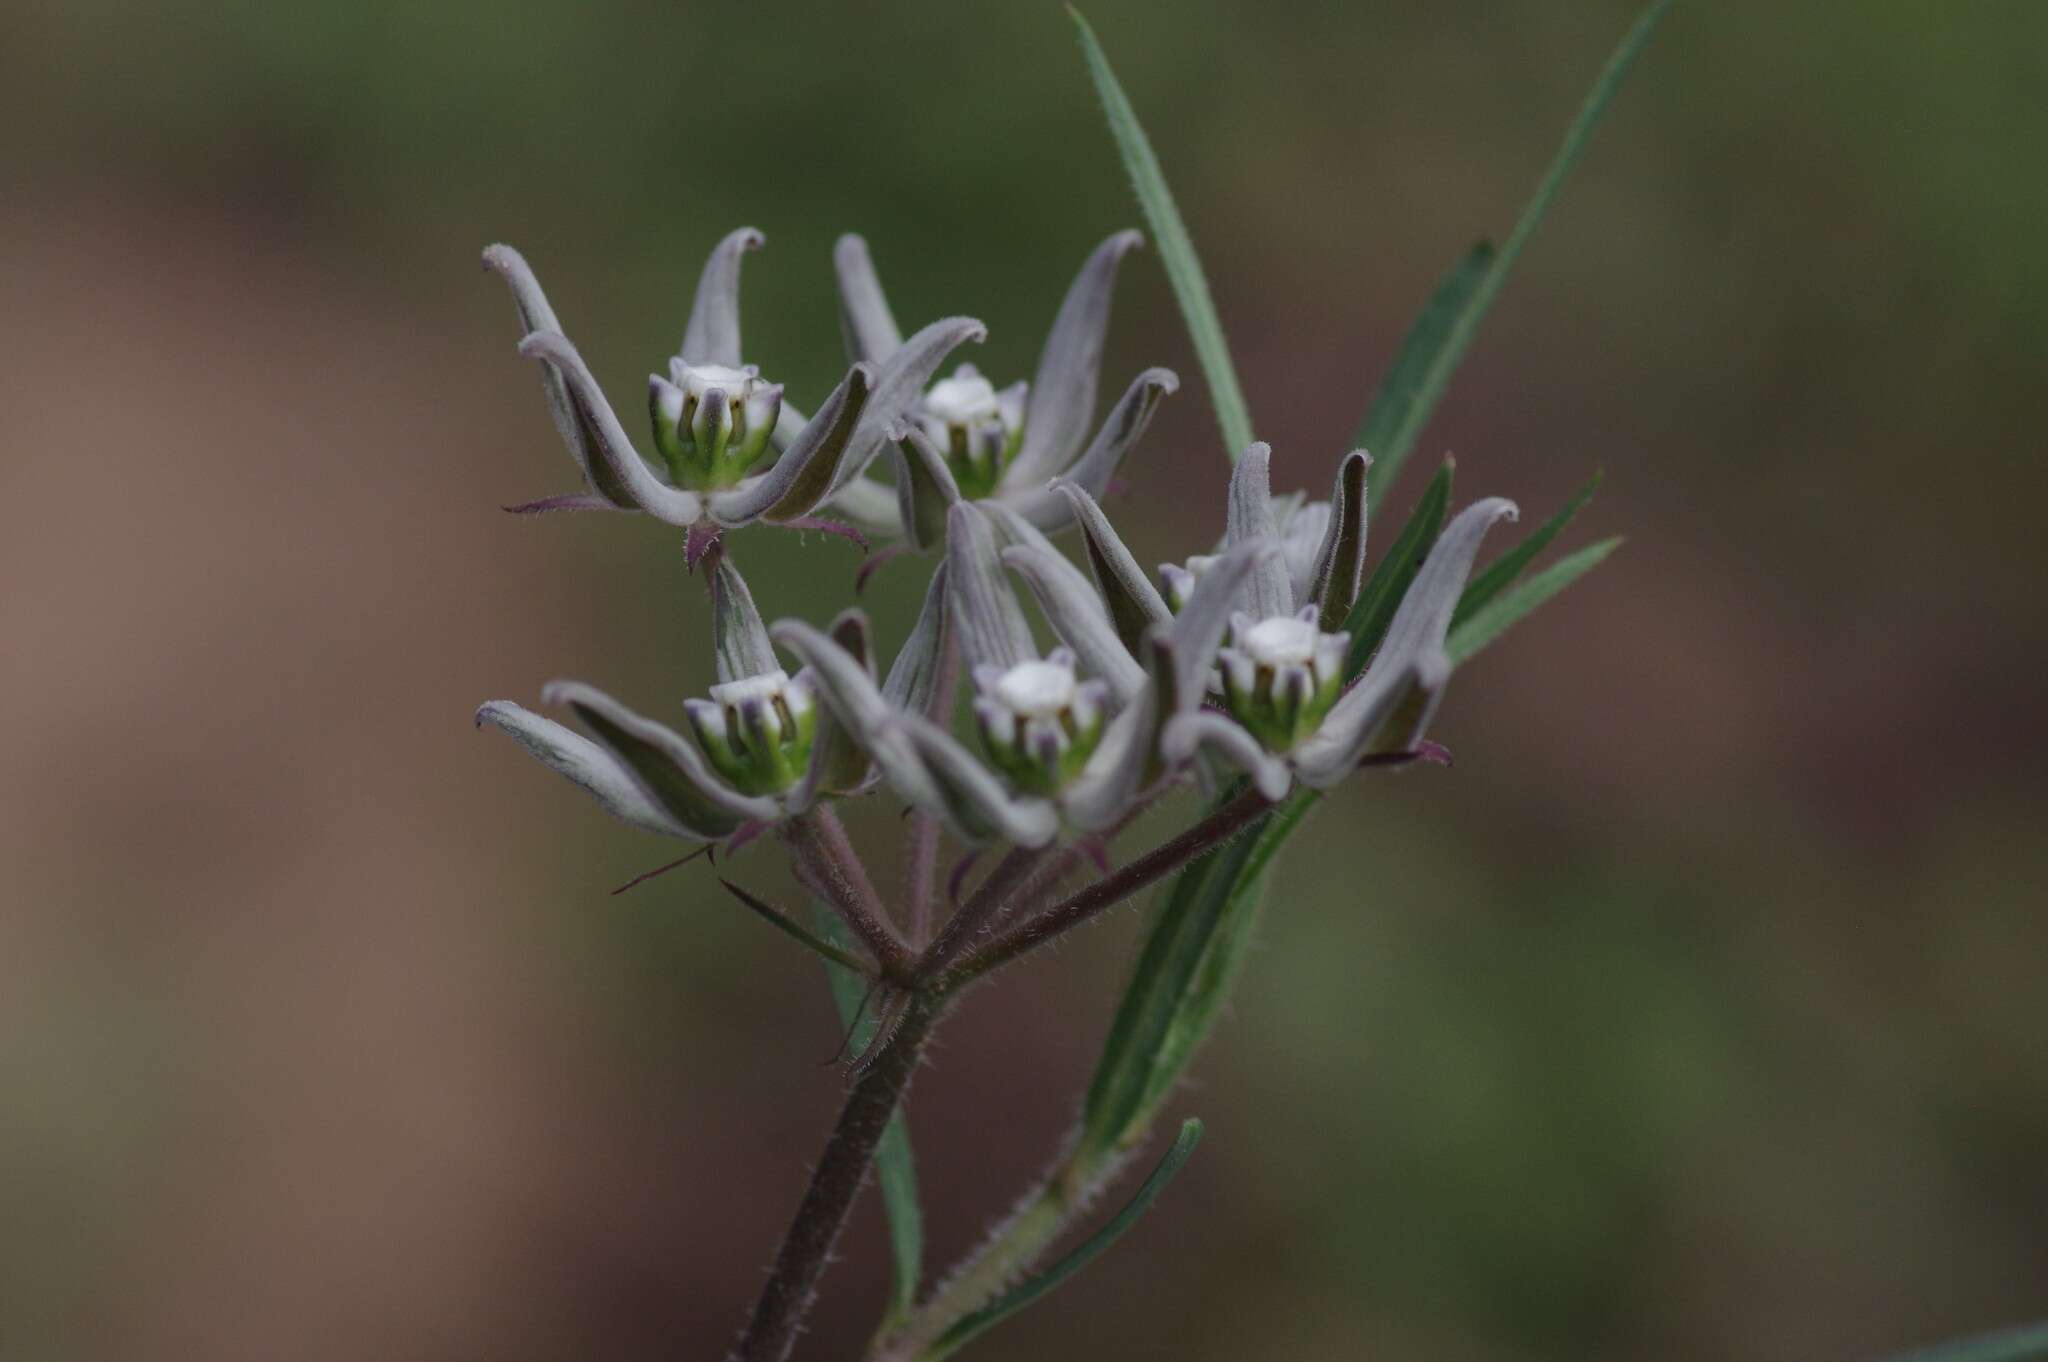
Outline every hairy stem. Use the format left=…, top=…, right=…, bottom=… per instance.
left=921, top=844, right=1049, bottom=978
left=785, top=806, right=913, bottom=978
left=942, top=787, right=1272, bottom=987
left=728, top=994, right=942, bottom=1362
left=903, top=812, right=942, bottom=949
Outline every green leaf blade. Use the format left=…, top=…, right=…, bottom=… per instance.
left=1356, top=0, right=1673, bottom=508
left=1072, top=6, right=1254, bottom=461
left=815, top=910, right=923, bottom=1325
left=1872, top=1322, right=2048, bottom=1362
left=1358, top=240, right=1494, bottom=505
left=927, top=1119, right=1206, bottom=1361
left=1445, top=535, right=1623, bottom=666
left=1453, top=469, right=1603, bottom=628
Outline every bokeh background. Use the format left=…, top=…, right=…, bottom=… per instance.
left=6, top=1, right=2044, bottom=1359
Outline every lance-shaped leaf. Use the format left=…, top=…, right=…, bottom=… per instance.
left=926, top=1118, right=1205, bottom=1361
left=679, top=226, right=763, bottom=367
left=518, top=332, right=705, bottom=525
left=1452, top=469, right=1602, bottom=628
left=1054, top=480, right=1171, bottom=656
left=1308, top=449, right=1371, bottom=632
left=1006, top=228, right=1146, bottom=489
left=1001, top=542, right=1147, bottom=705
left=1868, top=1321, right=2048, bottom=1362
left=1223, top=443, right=1294, bottom=619
left=832, top=233, right=904, bottom=367
left=1073, top=7, right=1253, bottom=461
left=706, top=362, right=876, bottom=525
left=474, top=700, right=688, bottom=838
left=1294, top=497, right=1517, bottom=784
left=1446, top=535, right=1622, bottom=667
left=1001, top=367, right=1179, bottom=529
left=946, top=503, right=1036, bottom=674
left=540, top=680, right=781, bottom=838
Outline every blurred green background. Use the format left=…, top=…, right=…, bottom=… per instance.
left=4, top=1, right=2044, bottom=1359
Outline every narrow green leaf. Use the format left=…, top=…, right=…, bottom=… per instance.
left=1080, top=784, right=1268, bottom=1155
left=1358, top=240, right=1494, bottom=504
left=1871, top=1322, right=2048, bottom=1362
left=1072, top=6, right=1254, bottom=461
left=1358, top=0, right=1674, bottom=508
left=1343, top=460, right=1454, bottom=678
left=720, top=879, right=874, bottom=975
left=1453, top=469, right=1603, bottom=627
left=814, top=909, right=923, bottom=1324
left=1444, top=536, right=1622, bottom=666
left=926, top=1119, right=1206, bottom=1361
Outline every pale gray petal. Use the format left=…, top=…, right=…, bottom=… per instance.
left=709, top=553, right=778, bottom=683
left=1280, top=500, right=1332, bottom=609
left=517, top=332, right=704, bottom=525
left=945, top=502, right=1036, bottom=673
left=680, top=227, right=764, bottom=367
left=475, top=700, right=688, bottom=838
left=834, top=233, right=903, bottom=365
left=1162, top=536, right=1277, bottom=715
left=1008, top=229, right=1145, bottom=487
left=1161, top=711, right=1292, bottom=802
left=1002, top=368, right=1179, bottom=528
left=822, top=475, right=908, bottom=537
left=1308, top=449, right=1370, bottom=632
left=540, top=680, right=779, bottom=836
left=1052, top=480, right=1172, bottom=657
left=773, top=617, right=959, bottom=820
left=890, top=713, right=1061, bottom=848
left=834, top=316, right=987, bottom=491
left=1225, top=442, right=1292, bottom=617
left=882, top=561, right=954, bottom=718
left=1294, top=497, right=1517, bottom=780
left=481, top=245, right=585, bottom=478
left=1001, top=543, right=1145, bottom=704
left=1060, top=683, right=1156, bottom=831
left=707, top=362, right=875, bottom=525
left=791, top=610, right=881, bottom=808
left=891, top=426, right=963, bottom=553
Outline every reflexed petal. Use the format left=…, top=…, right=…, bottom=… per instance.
left=776, top=615, right=952, bottom=816
left=1001, top=543, right=1146, bottom=704
left=891, top=426, right=963, bottom=553
left=709, top=553, right=778, bottom=684
left=1002, top=367, right=1178, bottom=527
left=1308, top=449, right=1370, bottom=632
left=835, top=316, right=987, bottom=491
left=517, top=332, right=704, bottom=525
left=1293, top=497, right=1517, bottom=781
left=481, top=245, right=586, bottom=481
left=945, top=502, right=1036, bottom=673
left=706, top=362, right=876, bottom=525
left=882, top=561, right=954, bottom=717
left=833, top=233, right=904, bottom=365
left=1054, top=480, right=1172, bottom=656
left=1225, top=442, right=1293, bottom=617
left=792, top=610, right=880, bottom=805
left=1161, top=711, right=1292, bottom=801
left=889, top=713, right=1061, bottom=847
left=1279, top=500, right=1331, bottom=609
left=475, top=700, right=688, bottom=838
left=541, top=680, right=780, bottom=836
left=680, top=227, right=764, bottom=367
left=1060, top=684, right=1156, bottom=831
left=1160, top=536, right=1277, bottom=714
left=1008, top=229, right=1145, bottom=487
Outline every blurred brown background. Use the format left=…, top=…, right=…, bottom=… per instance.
left=4, top=2, right=2044, bottom=1359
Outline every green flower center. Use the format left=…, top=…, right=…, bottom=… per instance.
left=684, top=670, right=817, bottom=796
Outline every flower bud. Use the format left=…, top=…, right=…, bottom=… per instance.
left=682, top=669, right=817, bottom=796
left=915, top=363, right=1024, bottom=500
left=651, top=359, right=784, bottom=490
left=1215, top=608, right=1349, bottom=753
left=1157, top=554, right=1219, bottom=614
left=969, top=648, right=1110, bottom=795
